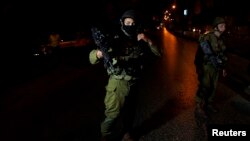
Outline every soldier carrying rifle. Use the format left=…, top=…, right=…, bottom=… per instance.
left=89, top=9, right=162, bottom=141
left=194, top=17, right=228, bottom=118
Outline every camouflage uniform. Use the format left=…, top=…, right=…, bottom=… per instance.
left=89, top=27, right=161, bottom=139
left=195, top=31, right=227, bottom=111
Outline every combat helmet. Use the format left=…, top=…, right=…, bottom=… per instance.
left=120, top=9, right=138, bottom=23
left=212, top=17, right=225, bottom=27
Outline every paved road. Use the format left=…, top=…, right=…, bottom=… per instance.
left=1, top=28, right=249, bottom=141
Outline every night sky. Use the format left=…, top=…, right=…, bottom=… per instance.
left=2, top=0, right=249, bottom=30
left=1, top=0, right=160, bottom=29
left=1, top=0, right=166, bottom=47
left=1, top=0, right=249, bottom=51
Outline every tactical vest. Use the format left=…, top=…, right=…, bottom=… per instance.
left=195, top=32, right=227, bottom=70
left=109, top=34, right=148, bottom=77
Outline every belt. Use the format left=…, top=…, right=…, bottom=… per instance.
left=111, top=74, right=132, bottom=81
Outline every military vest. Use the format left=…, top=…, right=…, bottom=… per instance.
left=109, top=33, right=149, bottom=77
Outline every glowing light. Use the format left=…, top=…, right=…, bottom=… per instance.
left=172, top=5, right=176, bottom=9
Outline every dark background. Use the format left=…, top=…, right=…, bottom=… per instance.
left=1, top=0, right=249, bottom=31
left=1, top=0, right=249, bottom=61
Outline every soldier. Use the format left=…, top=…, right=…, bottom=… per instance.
left=194, top=17, right=228, bottom=116
left=89, top=9, right=162, bottom=141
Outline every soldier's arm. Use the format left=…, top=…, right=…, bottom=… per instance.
left=89, top=49, right=101, bottom=64
left=148, top=43, right=162, bottom=57
left=137, top=33, right=162, bottom=57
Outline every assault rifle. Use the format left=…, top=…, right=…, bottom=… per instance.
left=91, top=27, right=115, bottom=74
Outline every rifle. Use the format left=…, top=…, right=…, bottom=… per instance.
left=91, top=27, right=115, bottom=74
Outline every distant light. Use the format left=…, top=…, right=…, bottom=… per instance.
left=172, top=5, right=176, bottom=9
left=33, top=53, right=40, bottom=56
left=184, top=9, right=188, bottom=16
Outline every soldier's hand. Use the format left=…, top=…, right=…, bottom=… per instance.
left=137, top=33, right=153, bottom=46
left=96, top=50, right=103, bottom=59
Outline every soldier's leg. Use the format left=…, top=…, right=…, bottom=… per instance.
left=101, top=78, right=129, bottom=138
left=195, top=65, right=211, bottom=126
left=208, top=70, right=219, bottom=103
left=121, top=82, right=139, bottom=139
left=207, top=69, right=219, bottom=113
left=196, top=65, right=211, bottom=107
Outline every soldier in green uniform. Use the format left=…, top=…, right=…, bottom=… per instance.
left=194, top=17, right=228, bottom=116
left=89, top=9, right=161, bottom=141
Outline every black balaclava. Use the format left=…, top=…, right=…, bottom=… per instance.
left=120, top=10, right=138, bottom=37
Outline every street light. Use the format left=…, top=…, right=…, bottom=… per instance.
left=172, top=4, right=176, bottom=10
left=184, top=9, right=188, bottom=16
